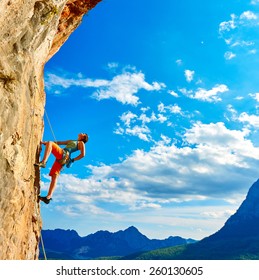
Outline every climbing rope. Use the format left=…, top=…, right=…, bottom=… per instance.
left=44, top=108, right=57, bottom=142
left=40, top=234, right=47, bottom=260
left=38, top=108, right=57, bottom=261
left=25, top=80, right=48, bottom=260
left=39, top=108, right=59, bottom=260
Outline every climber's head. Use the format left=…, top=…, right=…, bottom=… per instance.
left=78, top=133, right=88, bottom=143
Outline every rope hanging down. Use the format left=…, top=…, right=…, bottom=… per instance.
left=40, top=234, right=47, bottom=260
left=38, top=108, right=58, bottom=261
left=44, top=108, right=57, bottom=142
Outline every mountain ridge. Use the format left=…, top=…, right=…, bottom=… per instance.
left=41, top=179, right=259, bottom=260
left=127, top=179, right=259, bottom=260
left=40, top=226, right=196, bottom=259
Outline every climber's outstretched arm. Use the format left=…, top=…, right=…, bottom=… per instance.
left=40, top=140, right=71, bottom=146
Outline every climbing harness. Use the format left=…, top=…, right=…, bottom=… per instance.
left=58, top=149, right=70, bottom=166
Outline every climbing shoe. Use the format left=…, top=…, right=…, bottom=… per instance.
left=34, top=161, right=46, bottom=168
left=39, top=196, right=52, bottom=204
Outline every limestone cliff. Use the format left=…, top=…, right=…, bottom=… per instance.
left=0, top=0, right=101, bottom=260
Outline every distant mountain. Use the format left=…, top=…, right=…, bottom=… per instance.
left=40, top=226, right=196, bottom=260
left=129, top=179, right=259, bottom=260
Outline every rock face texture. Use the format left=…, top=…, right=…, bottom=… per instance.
left=0, top=0, right=101, bottom=260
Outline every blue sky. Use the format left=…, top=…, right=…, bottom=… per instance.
left=40, top=0, right=259, bottom=240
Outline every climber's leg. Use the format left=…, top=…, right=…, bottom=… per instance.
left=35, top=141, right=63, bottom=168
left=38, top=144, right=63, bottom=204
left=46, top=173, right=59, bottom=199
left=41, top=141, right=54, bottom=164
left=38, top=174, right=59, bottom=204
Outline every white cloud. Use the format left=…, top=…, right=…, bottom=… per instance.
left=249, top=92, right=259, bottom=102
left=225, top=104, right=238, bottom=121
left=240, top=11, right=257, bottom=20
left=176, top=59, right=183, bottom=66
left=120, top=111, right=137, bottom=127
left=201, top=210, right=235, bottom=219
left=168, top=90, right=179, bottom=97
left=249, top=49, right=257, bottom=54
left=45, top=68, right=166, bottom=106
left=107, top=62, right=119, bottom=69
left=184, top=69, right=195, bottom=82
left=46, top=122, right=259, bottom=239
left=219, top=14, right=237, bottom=33
left=115, top=102, right=186, bottom=141
left=219, top=11, right=259, bottom=58
left=125, top=125, right=151, bottom=142
left=184, top=84, right=229, bottom=102
left=92, top=72, right=164, bottom=106
left=219, top=11, right=257, bottom=34
left=115, top=108, right=170, bottom=141
left=224, top=51, right=236, bottom=60
left=64, top=122, right=259, bottom=208
left=231, top=40, right=254, bottom=48
left=115, top=111, right=152, bottom=141
left=238, top=112, right=259, bottom=128
left=158, top=102, right=182, bottom=115
left=185, top=122, right=250, bottom=147
left=168, top=104, right=182, bottom=114
left=139, top=112, right=158, bottom=124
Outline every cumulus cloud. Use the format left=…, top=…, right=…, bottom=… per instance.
left=184, top=70, right=195, bottom=82
left=219, top=14, right=237, bottom=33
left=240, top=11, right=257, bottom=20
left=219, top=11, right=258, bottom=58
left=120, top=111, right=137, bottom=127
left=219, top=11, right=257, bottom=34
left=114, top=111, right=151, bottom=141
left=224, top=51, right=236, bottom=60
left=249, top=92, right=259, bottom=102
left=168, top=90, right=179, bottom=97
left=45, top=68, right=165, bottom=106
left=238, top=112, right=259, bottom=128
left=56, top=122, right=259, bottom=214
left=158, top=103, right=182, bottom=115
left=43, top=122, right=259, bottom=239
left=92, top=72, right=165, bottom=105
left=181, top=84, right=229, bottom=102
left=114, top=103, right=186, bottom=141
left=114, top=109, right=169, bottom=142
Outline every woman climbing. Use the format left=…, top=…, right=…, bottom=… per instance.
left=35, top=133, right=88, bottom=204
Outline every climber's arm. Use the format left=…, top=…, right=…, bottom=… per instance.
left=40, top=140, right=70, bottom=146
left=55, top=140, right=71, bottom=145
left=73, top=141, right=85, bottom=161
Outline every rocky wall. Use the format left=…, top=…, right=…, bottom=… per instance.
left=0, top=0, right=101, bottom=260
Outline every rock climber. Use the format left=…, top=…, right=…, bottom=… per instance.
left=35, top=133, right=88, bottom=204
